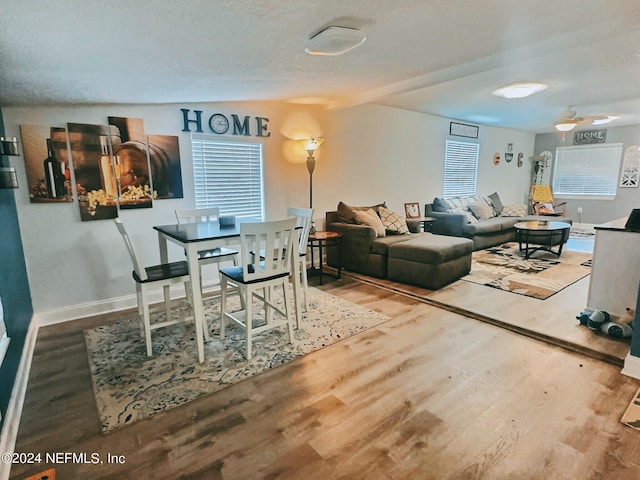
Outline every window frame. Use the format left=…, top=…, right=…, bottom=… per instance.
left=191, top=134, right=265, bottom=219
left=552, top=143, right=623, bottom=200
left=442, top=139, right=480, bottom=199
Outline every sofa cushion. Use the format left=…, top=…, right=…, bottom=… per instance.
left=388, top=233, right=473, bottom=264
left=371, top=234, right=414, bottom=256
left=354, top=209, right=385, bottom=237
left=488, top=192, right=504, bottom=216
left=337, top=201, right=386, bottom=224
left=463, top=216, right=520, bottom=236
left=379, top=206, right=410, bottom=234
left=449, top=207, right=478, bottom=224
left=500, top=204, right=527, bottom=217
left=468, top=201, right=494, bottom=220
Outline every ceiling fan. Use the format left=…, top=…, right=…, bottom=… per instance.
left=553, top=107, right=618, bottom=132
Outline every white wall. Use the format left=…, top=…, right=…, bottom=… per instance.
left=3, top=102, right=534, bottom=318
left=318, top=104, right=535, bottom=220
left=3, top=102, right=328, bottom=316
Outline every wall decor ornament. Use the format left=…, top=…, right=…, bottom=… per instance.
left=517, top=152, right=524, bottom=167
left=620, top=146, right=640, bottom=188
left=20, top=124, right=74, bottom=203
left=493, top=152, right=500, bottom=165
left=505, top=143, right=513, bottom=162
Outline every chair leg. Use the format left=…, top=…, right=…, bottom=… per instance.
left=220, top=275, right=228, bottom=341
left=300, top=257, right=309, bottom=312
left=139, top=286, right=153, bottom=357
left=136, top=287, right=145, bottom=338
left=282, top=280, right=294, bottom=343
left=233, top=254, right=246, bottom=310
left=265, top=286, right=273, bottom=325
left=162, top=285, right=171, bottom=324
left=245, top=285, right=253, bottom=360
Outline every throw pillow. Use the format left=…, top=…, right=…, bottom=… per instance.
left=337, top=201, right=386, bottom=224
left=378, top=206, right=410, bottom=234
left=448, top=207, right=478, bottom=224
left=500, top=204, right=527, bottom=217
left=354, top=209, right=386, bottom=237
left=468, top=201, right=494, bottom=220
left=432, top=197, right=450, bottom=212
left=488, top=192, right=503, bottom=216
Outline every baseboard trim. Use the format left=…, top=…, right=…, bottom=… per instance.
left=0, top=318, right=38, bottom=480
left=622, top=353, right=640, bottom=379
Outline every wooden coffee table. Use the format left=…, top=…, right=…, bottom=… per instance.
left=514, top=220, right=571, bottom=259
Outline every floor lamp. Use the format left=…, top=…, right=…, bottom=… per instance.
left=305, top=137, right=324, bottom=209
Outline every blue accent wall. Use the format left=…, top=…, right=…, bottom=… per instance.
left=0, top=110, right=33, bottom=429
left=630, top=281, right=640, bottom=357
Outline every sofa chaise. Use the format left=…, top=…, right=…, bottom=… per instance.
left=325, top=202, right=474, bottom=290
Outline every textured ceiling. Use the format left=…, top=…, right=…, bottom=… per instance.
left=2, top=0, right=640, bottom=132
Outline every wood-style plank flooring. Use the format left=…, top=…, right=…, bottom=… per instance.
left=10, top=276, right=640, bottom=479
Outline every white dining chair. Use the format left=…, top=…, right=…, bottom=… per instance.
left=219, top=217, right=297, bottom=360
left=174, top=207, right=240, bottom=274
left=114, top=218, right=194, bottom=357
left=287, top=206, right=314, bottom=314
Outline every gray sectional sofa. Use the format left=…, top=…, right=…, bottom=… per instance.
left=425, top=193, right=572, bottom=250
left=325, top=202, right=474, bottom=290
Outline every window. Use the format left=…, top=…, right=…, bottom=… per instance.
left=443, top=139, right=479, bottom=198
left=191, top=135, right=265, bottom=219
left=553, top=143, right=623, bottom=198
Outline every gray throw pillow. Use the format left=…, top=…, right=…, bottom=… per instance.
left=432, top=197, right=450, bottom=212
left=488, top=192, right=503, bottom=216
left=468, top=201, right=494, bottom=220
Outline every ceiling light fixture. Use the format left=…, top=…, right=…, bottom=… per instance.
left=591, top=115, right=620, bottom=125
left=554, top=121, right=578, bottom=132
left=305, top=26, right=366, bottom=56
left=491, top=82, right=548, bottom=99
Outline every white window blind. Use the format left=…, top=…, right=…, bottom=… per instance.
left=191, top=135, right=265, bottom=219
left=553, top=143, right=622, bottom=197
left=443, top=139, right=479, bottom=198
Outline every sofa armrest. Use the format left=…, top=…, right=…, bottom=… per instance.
left=429, top=212, right=467, bottom=237
left=326, top=221, right=377, bottom=244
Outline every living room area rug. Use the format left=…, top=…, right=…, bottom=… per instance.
left=462, top=242, right=592, bottom=300
left=84, top=286, right=390, bottom=433
left=621, top=386, right=640, bottom=431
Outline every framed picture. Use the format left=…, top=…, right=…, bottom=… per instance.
left=450, top=122, right=479, bottom=139
left=404, top=202, right=421, bottom=219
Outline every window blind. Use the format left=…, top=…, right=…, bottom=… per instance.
left=191, top=135, right=265, bottom=219
left=553, top=143, right=622, bottom=197
left=443, top=139, right=479, bottom=198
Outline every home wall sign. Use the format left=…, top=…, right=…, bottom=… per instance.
left=180, top=109, right=271, bottom=137
left=574, top=129, right=606, bottom=145
left=449, top=122, right=479, bottom=139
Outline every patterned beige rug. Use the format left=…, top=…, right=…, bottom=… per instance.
left=462, top=243, right=591, bottom=300
left=84, top=286, right=390, bottom=433
left=622, top=387, right=640, bottom=431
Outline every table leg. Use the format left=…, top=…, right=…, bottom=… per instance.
left=187, top=244, right=206, bottom=363
left=318, top=242, right=324, bottom=284
left=157, top=232, right=172, bottom=322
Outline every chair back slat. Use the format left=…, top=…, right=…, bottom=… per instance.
left=240, top=218, right=297, bottom=282
left=175, top=207, right=220, bottom=224
left=287, top=207, right=314, bottom=255
left=114, top=218, right=148, bottom=281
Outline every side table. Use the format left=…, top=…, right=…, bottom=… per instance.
left=307, top=231, right=343, bottom=284
left=417, top=216, right=436, bottom=232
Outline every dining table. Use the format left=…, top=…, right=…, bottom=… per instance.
left=153, top=218, right=303, bottom=363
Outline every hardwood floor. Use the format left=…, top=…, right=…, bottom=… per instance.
left=9, top=277, right=640, bottom=479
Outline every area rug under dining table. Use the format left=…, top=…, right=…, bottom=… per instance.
left=84, top=286, right=390, bottom=433
left=462, top=242, right=592, bottom=300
